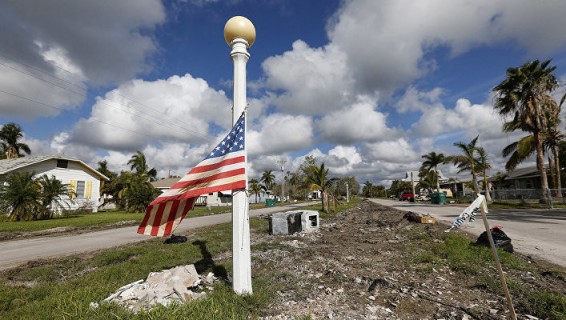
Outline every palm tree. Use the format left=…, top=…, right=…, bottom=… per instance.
left=38, top=174, right=73, bottom=218
left=446, top=136, right=480, bottom=193
left=127, top=151, right=157, bottom=181
left=260, top=170, right=275, bottom=191
left=304, top=163, right=333, bottom=212
left=421, top=151, right=445, bottom=193
left=0, top=123, right=31, bottom=159
left=493, top=59, right=560, bottom=203
left=476, top=147, right=492, bottom=201
left=0, top=171, right=42, bottom=221
left=249, top=178, right=262, bottom=203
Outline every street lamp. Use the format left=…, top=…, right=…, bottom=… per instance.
left=224, top=16, right=255, bottom=295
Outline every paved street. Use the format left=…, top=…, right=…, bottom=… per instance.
left=370, top=198, right=566, bottom=268
left=0, top=202, right=318, bottom=271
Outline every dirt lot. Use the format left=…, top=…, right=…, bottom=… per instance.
left=246, top=200, right=566, bottom=320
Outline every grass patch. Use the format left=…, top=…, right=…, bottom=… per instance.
left=0, top=220, right=280, bottom=319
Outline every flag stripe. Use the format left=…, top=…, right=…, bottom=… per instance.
left=162, top=200, right=181, bottom=236
left=151, top=201, right=168, bottom=236
left=169, top=168, right=245, bottom=192
left=138, top=112, right=247, bottom=237
left=153, top=178, right=246, bottom=204
left=184, top=155, right=245, bottom=175
left=176, top=161, right=244, bottom=184
left=156, top=172, right=246, bottom=199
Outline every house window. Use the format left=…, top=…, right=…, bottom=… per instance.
left=76, top=181, right=85, bottom=198
left=57, top=160, right=68, bottom=168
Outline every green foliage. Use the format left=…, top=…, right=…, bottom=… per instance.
left=333, top=176, right=359, bottom=198
left=0, top=122, right=31, bottom=159
left=421, top=151, right=445, bottom=192
left=260, top=170, right=275, bottom=191
left=0, top=171, right=43, bottom=221
left=114, top=171, right=159, bottom=213
left=0, top=222, right=277, bottom=319
left=388, top=180, right=412, bottom=197
left=362, top=181, right=386, bottom=197
left=0, top=172, right=71, bottom=221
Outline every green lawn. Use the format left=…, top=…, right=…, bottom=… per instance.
left=0, top=221, right=277, bottom=319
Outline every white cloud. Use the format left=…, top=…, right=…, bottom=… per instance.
left=0, top=0, right=165, bottom=119
left=318, top=97, right=397, bottom=144
left=64, top=74, right=231, bottom=151
left=248, top=113, right=313, bottom=155
left=262, top=40, right=353, bottom=115
left=327, top=0, right=566, bottom=93
left=361, top=138, right=418, bottom=163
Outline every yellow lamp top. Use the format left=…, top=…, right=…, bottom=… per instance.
left=224, top=16, right=256, bottom=47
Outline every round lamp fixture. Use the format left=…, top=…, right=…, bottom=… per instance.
left=224, top=16, right=256, bottom=47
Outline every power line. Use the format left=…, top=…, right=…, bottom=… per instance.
left=0, top=88, right=193, bottom=142
left=0, top=52, right=216, bottom=140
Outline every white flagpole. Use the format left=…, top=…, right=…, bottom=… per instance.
left=224, top=16, right=255, bottom=295
left=478, top=195, right=517, bottom=319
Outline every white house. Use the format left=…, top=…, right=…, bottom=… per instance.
left=151, top=177, right=233, bottom=207
left=0, top=155, right=109, bottom=213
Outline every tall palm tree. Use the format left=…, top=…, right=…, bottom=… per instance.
left=0, top=123, right=31, bottom=159
left=476, top=147, right=492, bottom=201
left=304, top=163, right=333, bottom=212
left=493, top=59, right=560, bottom=203
left=446, top=136, right=480, bottom=193
left=260, top=170, right=275, bottom=191
left=421, top=151, right=445, bottom=193
left=127, top=151, right=157, bottom=182
left=249, top=178, right=262, bottom=203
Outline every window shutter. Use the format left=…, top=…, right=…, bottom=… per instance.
left=69, top=180, right=76, bottom=199
left=86, top=181, right=92, bottom=199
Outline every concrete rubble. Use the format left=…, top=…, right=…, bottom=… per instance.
left=93, top=264, right=217, bottom=312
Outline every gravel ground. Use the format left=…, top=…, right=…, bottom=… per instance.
left=245, top=200, right=566, bottom=320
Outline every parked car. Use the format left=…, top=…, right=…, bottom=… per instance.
left=398, top=192, right=415, bottom=202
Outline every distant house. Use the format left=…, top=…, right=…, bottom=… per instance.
left=498, top=166, right=550, bottom=190
left=151, top=177, right=233, bottom=207
left=0, top=155, right=109, bottom=213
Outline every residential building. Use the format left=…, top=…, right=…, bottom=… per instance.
left=0, top=155, right=109, bottom=213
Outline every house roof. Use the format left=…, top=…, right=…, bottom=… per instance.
left=505, top=166, right=540, bottom=179
left=151, top=177, right=180, bottom=189
left=0, top=155, right=109, bottom=181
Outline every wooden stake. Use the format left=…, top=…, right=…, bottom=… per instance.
left=478, top=196, right=517, bottom=320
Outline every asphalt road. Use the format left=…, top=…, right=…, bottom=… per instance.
left=370, top=198, right=566, bottom=268
left=0, top=202, right=318, bottom=271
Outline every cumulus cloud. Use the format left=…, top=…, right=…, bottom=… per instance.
left=361, top=138, right=419, bottom=163
left=0, top=0, right=165, bottom=119
left=262, top=40, right=353, bottom=115
left=247, top=113, right=314, bottom=155
left=61, top=74, right=231, bottom=151
left=318, top=97, right=397, bottom=144
left=327, top=0, right=566, bottom=93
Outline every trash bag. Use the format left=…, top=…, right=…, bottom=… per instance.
left=164, top=234, right=188, bottom=244
left=474, top=226, right=514, bottom=253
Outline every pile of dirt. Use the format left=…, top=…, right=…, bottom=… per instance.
left=246, top=200, right=566, bottom=320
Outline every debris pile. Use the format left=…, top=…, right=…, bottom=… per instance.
left=93, top=264, right=217, bottom=312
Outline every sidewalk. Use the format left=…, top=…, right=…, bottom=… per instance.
left=370, top=198, right=566, bottom=268
left=0, top=202, right=319, bottom=271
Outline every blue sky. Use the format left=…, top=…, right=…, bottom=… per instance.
left=1, top=0, right=566, bottom=186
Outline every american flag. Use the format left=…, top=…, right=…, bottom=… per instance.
left=138, top=113, right=247, bottom=237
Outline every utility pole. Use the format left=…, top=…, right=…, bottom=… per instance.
left=346, top=182, right=350, bottom=202
left=224, top=16, right=255, bottom=295
left=277, top=159, right=287, bottom=201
